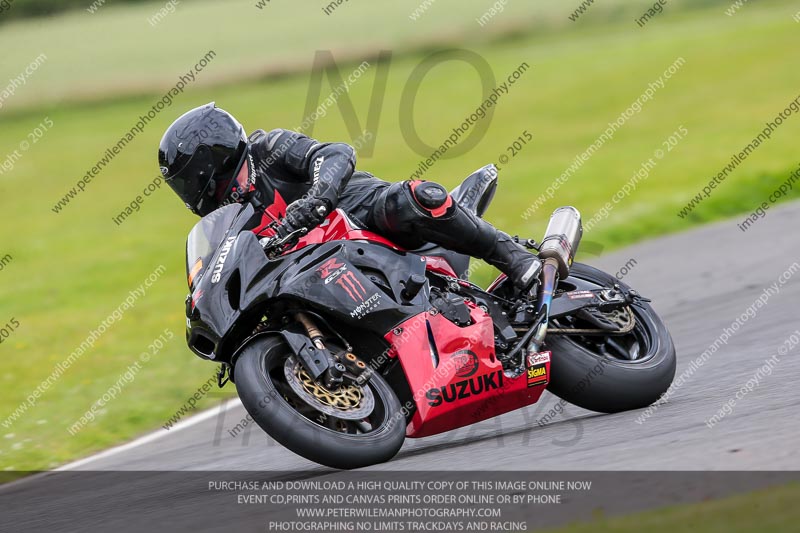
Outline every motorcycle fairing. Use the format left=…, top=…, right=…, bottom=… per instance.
left=273, top=242, right=426, bottom=331
left=187, top=206, right=429, bottom=362
left=385, top=304, right=548, bottom=438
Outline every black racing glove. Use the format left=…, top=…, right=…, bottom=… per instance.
left=283, top=197, right=329, bottom=234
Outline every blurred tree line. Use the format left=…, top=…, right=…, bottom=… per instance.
left=1, top=0, right=163, bottom=21
left=0, top=0, right=788, bottom=24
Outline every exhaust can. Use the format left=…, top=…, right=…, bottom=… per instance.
left=539, top=206, right=583, bottom=278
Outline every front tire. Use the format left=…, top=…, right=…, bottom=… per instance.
left=234, top=335, right=406, bottom=469
left=545, top=262, right=676, bottom=413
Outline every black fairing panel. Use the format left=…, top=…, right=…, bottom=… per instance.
left=271, top=242, right=426, bottom=327
left=412, top=244, right=470, bottom=280
left=187, top=230, right=272, bottom=361
left=188, top=232, right=427, bottom=362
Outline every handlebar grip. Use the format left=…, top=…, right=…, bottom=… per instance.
left=275, top=222, right=293, bottom=240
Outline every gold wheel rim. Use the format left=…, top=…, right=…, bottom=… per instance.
left=294, top=364, right=363, bottom=410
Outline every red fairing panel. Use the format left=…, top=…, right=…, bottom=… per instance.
left=253, top=203, right=399, bottom=249
left=296, top=210, right=403, bottom=251
left=252, top=191, right=289, bottom=237
left=253, top=207, right=458, bottom=279
left=385, top=303, right=549, bottom=438
left=422, top=255, right=458, bottom=278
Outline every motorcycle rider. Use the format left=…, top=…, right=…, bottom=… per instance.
left=158, top=102, right=541, bottom=291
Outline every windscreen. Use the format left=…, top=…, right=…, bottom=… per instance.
left=185, top=203, right=243, bottom=290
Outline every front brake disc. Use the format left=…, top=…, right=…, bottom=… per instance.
left=283, top=357, right=375, bottom=420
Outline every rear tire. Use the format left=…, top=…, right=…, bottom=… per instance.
left=545, top=262, right=676, bottom=413
left=234, top=335, right=406, bottom=469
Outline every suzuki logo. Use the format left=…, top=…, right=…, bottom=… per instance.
left=425, top=370, right=504, bottom=407
left=211, top=236, right=236, bottom=283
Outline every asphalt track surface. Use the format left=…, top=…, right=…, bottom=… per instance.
left=4, top=202, right=800, bottom=531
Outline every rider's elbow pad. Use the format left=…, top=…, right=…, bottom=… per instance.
left=308, top=144, right=356, bottom=207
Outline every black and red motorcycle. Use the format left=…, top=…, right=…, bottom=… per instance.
left=183, top=165, right=676, bottom=469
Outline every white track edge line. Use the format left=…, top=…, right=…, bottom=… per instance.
left=55, top=398, right=242, bottom=471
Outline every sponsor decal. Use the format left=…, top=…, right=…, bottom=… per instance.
left=317, top=257, right=347, bottom=283
left=527, top=365, right=547, bottom=386
left=526, top=350, right=550, bottom=388
left=450, top=350, right=480, bottom=378
left=350, top=292, right=382, bottom=319
left=211, top=236, right=236, bottom=283
left=247, top=153, right=256, bottom=186
left=567, top=290, right=595, bottom=300
left=317, top=258, right=375, bottom=312
left=336, top=270, right=367, bottom=302
left=527, top=351, right=551, bottom=366
left=188, top=258, right=203, bottom=287
left=191, top=289, right=204, bottom=310
left=425, top=370, right=504, bottom=407
left=313, top=156, right=324, bottom=184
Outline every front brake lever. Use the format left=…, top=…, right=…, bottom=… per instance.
left=259, top=227, right=308, bottom=258
left=259, top=204, right=327, bottom=257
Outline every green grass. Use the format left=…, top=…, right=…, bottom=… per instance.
left=0, top=0, right=764, bottom=111
left=542, top=483, right=800, bottom=533
left=0, top=0, right=554, bottom=110
left=2, top=0, right=800, bottom=471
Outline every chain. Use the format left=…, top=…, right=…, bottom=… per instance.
left=515, top=306, right=636, bottom=336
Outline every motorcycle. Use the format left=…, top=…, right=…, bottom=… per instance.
left=182, top=164, right=676, bottom=469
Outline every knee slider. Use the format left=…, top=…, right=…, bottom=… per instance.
left=408, top=180, right=453, bottom=218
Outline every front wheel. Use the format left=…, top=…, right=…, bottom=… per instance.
left=544, top=262, right=676, bottom=413
left=234, top=336, right=406, bottom=469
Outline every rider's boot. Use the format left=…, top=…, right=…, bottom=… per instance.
left=479, top=229, right=542, bottom=292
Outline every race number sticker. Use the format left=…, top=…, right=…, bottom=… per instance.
left=526, top=351, right=551, bottom=388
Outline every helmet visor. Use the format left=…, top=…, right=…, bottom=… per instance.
left=166, top=145, right=242, bottom=216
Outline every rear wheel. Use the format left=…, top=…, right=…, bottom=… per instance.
left=234, top=335, right=406, bottom=469
left=544, top=262, right=676, bottom=413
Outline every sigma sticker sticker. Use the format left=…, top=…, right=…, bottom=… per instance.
left=526, top=350, right=551, bottom=388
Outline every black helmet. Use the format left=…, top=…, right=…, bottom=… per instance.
left=158, top=102, right=248, bottom=216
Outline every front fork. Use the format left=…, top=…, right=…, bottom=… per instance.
left=294, top=312, right=370, bottom=389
